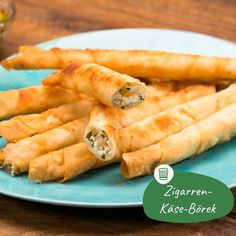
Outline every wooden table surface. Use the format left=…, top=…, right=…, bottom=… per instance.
left=0, top=0, right=236, bottom=235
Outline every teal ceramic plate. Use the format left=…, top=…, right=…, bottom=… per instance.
left=0, top=29, right=236, bottom=207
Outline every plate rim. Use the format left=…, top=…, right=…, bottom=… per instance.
left=37, top=27, right=236, bottom=49
left=0, top=180, right=235, bottom=208
left=0, top=188, right=142, bottom=208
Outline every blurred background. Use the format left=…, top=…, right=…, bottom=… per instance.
left=0, top=0, right=236, bottom=59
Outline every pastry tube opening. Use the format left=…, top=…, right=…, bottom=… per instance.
left=116, top=83, right=236, bottom=155
left=85, top=127, right=118, bottom=161
left=84, top=104, right=120, bottom=161
left=84, top=84, right=215, bottom=161
left=0, top=85, right=81, bottom=120
left=3, top=46, right=236, bottom=82
left=121, top=147, right=163, bottom=178
left=0, top=98, right=96, bottom=142
left=43, top=62, right=148, bottom=109
left=1, top=117, right=88, bottom=175
left=121, top=103, right=236, bottom=178
left=28, top=142, right=119, bottom=183
left=112, top=82, right=146, bottom=109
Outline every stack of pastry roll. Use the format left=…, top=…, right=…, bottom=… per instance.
left=1, top=46, right=236, bottom=183
left=0, top=60, right=148, bottom=177
left=0, top=117, right=89, bottom=175
left=0, top=85, right=96, bottom=173
left=0, top=97, right=96, bottom=142
left=85, top=83, right=236, bottom=161
left=27, top=83, right=215, bottom=182
left=84, top=84, right=215, bottom=160
left=0, top=85, right=82, bottom=119
left=121, top=102, right=236, bottom=178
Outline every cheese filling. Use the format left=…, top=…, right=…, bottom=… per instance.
left=86, top=128, right=112, bottom=160
left=3, top=160, right=19, bottom=176
left=112, top=83, right=146, bottom=109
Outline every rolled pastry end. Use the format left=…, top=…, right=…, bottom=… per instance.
left=85, top=127, right=115, bottom=161
left=120, top=159, right=130, bottom=178
left=3, top=160, right=20, bottom=176
left=121, top=149, right=162, bottom=178
left=112, top=82, right=147, bottom=109
left=1, top=57, right=21, bottom=70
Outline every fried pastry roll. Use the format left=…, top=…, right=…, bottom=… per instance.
left=0, top=117, right=88, bottom=174
left=84, top=84, right=215, bottom=160
left=0, top=86, right=81, bottom=120
left=0, top=98, right=96, bottom=142
left=43, top=62, right=147, bottom=109
left=3, top=46, right=236, bottom=82
left=116, top=83, right=236, bottom=153
left=28, top=142, right=118, bottom=182
left=87, top=83, right=236, bottom=161
left=146, top=84, right=172, bottom=97
left=145, top=82, right=194, bottom=97
left=121, top=103, right=236, bottom=178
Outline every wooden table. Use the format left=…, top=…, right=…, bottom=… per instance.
left=0, top=0, right=236, bottom=235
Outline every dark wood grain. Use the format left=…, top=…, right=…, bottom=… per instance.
left=1, top=0, right=236, bottom=59
left=0, top=193, right=235, bottom=236
left=0, top=0, right=236, bottom=235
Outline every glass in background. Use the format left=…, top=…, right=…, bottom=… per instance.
left=0, top=0, right=15, bottom=40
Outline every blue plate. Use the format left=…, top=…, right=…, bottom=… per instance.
left=0, top=29, right=236, bottom=207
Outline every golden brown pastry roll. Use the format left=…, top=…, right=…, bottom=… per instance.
left=0, top=98, right=96, bottom=142
left=116, top=83, right=236, bottom=153
left=3, top=46, right=236, bottom=82
left=28, top=142, right=118, bottom=183
left=43, top=62, right=147, bottom=109
left=143, top=78, right=195, bottom=89
left=0, top=117, right=88, bottom=175
left=84, top=84, right=215, bottom=160
left=146, top=82, right=193, bottom=97
left=0, top=86, right=81, bottom=120
left=121, top=103, right=236, bottom=178
left=88, top=83, right=236, bottom=161
left=1, top=46, right=93, bottom=70
left=146, top=84, right=171, bottom=97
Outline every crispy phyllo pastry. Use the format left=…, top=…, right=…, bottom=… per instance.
left=0, top=86, right=81, bottom=120
left=28, top=142, right=118, bottom=183
left=3, top=46, right=236, bottom=82
left=117, top=83, right=236, bottom=153
left=43, top=62, right=147, bottom=109
left=87, top=83, right=236, bottom=161
left=145, top=81, right=192, bottom=97
left=84, top=84, right=215, bottom=160
left=0, top=98, right=96, bottom=142
left=121, top=103, right=236, bottom=178
left=0, top=117, right=88, bottom=174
